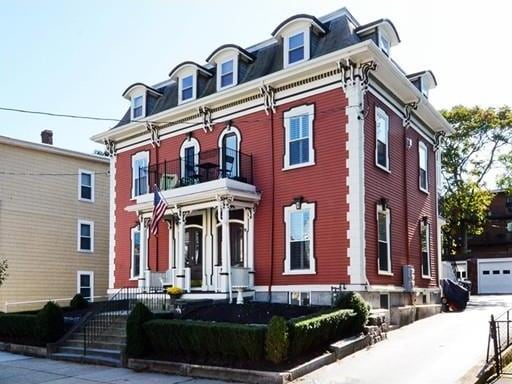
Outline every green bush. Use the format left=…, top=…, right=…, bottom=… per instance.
left=265, top=316, right=288, bottom=364
left=144, top=319, right=266, bottom=361
left=70, top=294, right=89, bottom=310
left=334, top=292, right=369, bottom=333
left=288, top=309, right=355, bottom=357
left=36, top=301, right=64, bottom=343
left=0, top=314, right=37, bottom=343
left=126, top=303, right=154, bottom=358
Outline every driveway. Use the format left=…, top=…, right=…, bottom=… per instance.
left=295, top=295, right=512, bottom=384
left=0, top=351, right=232, bottom=384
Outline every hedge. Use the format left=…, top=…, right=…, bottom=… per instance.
left=144, top=319, right=266, bottom=361
left=0, top=314, right=38, bottom=343
left=126, top=303, right=154, bottom=358
left=288, top=309, right=355, bottom=357
left=334, top=292, right=370, bottom=333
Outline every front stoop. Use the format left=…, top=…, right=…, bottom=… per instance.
left=50, top=316, right=127, bottom=367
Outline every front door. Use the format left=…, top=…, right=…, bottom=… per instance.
left=185, top=215, right=203, bottom=289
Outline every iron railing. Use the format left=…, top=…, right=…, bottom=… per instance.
left=133, top=148, right=253, bottom=195
left=487, top=309, right=512, bottom=374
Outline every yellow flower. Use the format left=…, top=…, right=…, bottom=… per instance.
left=166, top=286, right=183, bottom=296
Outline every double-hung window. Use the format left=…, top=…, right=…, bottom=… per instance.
left=284, top=202, right=315, bottom=274
left=288, top=32, right=305, bottom=65
left=375, top=107, right=389, bottom=170
left=377, top=206, right=391, bottom=274
left=132, top=95, right=144, bottom=119
left=132, top=151, right=149, bottom=197
left=181, top=75, right=194, bottom=102
left=77, top=271, right=94, bottom=301
left=79, top=169, right=94, bottom=202
left=219, top=59, right=234, bottom=89
left=284, top=105, right=314, bottom=169
left=420, top=220, right=431, bottom=277
left=419, top=142, right=428, bottom=192
left=131, top=227, right=141, bottom=279
left=78, top=220, right=94, bottom=252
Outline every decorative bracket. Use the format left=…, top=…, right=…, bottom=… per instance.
left=145, top=122, right=160, bottom=147
left=359, top=61, right=377, bottom=94
left=403, top=101, right=419, bottom=128
left=337, top=60, right=376, bottom=94
left=434, top=131, right=445, bottom=152
left=260, top=84, right=276, bottom=115
left=198, top=106, right=213, bottom=132
left=103, top=138, right=116, bottom=157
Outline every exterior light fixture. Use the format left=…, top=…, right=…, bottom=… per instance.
left=422, top=216, right=429, bottom=225
left=294, top=196, right=304, bottom=210
left=379, top=197, right=389, bottom=211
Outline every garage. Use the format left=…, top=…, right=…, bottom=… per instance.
left=478, top=258, right=512, bottom=294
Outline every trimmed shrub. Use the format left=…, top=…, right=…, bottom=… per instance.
left=70, top=294, right=88, bottom=310
left=334, top=292, right=369, bottom=333
left=265, top=316, right=288, bottom=364
left=36, top=301, right=65, bottom=343
left=288, top=309, right=354, bottom=357
left=126, top=303, right=154, bottom=358
left=144, top=319, right=266, bottom=361
left=0, top=314, right=37, bottom=343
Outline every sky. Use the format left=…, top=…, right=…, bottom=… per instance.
left=1, top=0, right=510, bottom=154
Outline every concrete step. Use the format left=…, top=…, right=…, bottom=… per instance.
left=64, top=339, right=126, bottom=351
left=51, top=352, right=121, bottom=367
left=67, top=334, right=126, bottom=345
left=74, top=327, right=126, bottom=339
left=58, top=346, right=121, bottom=360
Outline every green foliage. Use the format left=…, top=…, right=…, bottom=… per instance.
left=70, top=294, right=89, bottom=310
left=143, top=319, right=266, bottom=361
left=265, top=316, right=288, bottom=364
left=126, top=303, right=154, bottom=358
left=288, top=309, right=355, bottom=357
left=0, top=314, right=37, bottom=343
left=35, top=301, right=64, bottom=343
left=0, top=259, right=8, bottom=287
left=334, top=292, right=369, bottom=332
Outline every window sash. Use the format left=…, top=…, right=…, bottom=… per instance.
left=132, top=229, right=141, bottom=278
left=288, top=115, right=310, bottom=165
left=80, top=172, right=92, bottom=200
left=133, top=156, right=148, bottom=196
left=80, top=224, right=92, bottom=251
left=376, top=112, right=389, bottom=168
left=288, top=33, right=305, bottom=64
left=419, top=144, right=428, bottom=190
left=182, top=75, right=194, bottom=100
left=377, top=210, right=390, bottom=272
left=289, top=210, right=311, bottom=271
left=132, top=96, right=143, bottom=118
left=421, top=223, right=430, bottom=276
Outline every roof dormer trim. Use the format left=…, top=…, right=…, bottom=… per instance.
left=168, top=61, right=213, bottom=80
left=206, top=44, right=255, bottom=64
left=122, top=83, right=163, bottom=100
left=407, top=70, right=437, bottom=97
left=354, top=19, right=401, bottom=45
left=271, top=14, right=328, bottom=37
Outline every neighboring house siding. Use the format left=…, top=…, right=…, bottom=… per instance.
left=364, top=92, right=438, bottom=289
left=113, top=87, right=349, bottom=289
left=0, top=143, right=109, bottom=311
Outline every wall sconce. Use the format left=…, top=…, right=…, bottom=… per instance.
left=422, top=216, right=429, bottom=225
left=226, top=120, right=233, bottom=131
left=293, top=196, right=304, bottom=210
left=185, top=132, right=193, bottom=141
left=379, top=197, right=389, bottom=211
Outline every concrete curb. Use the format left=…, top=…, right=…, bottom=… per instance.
left=0, top=342, right=47, bottom=358
left=128, top=334, right=373, bottom=383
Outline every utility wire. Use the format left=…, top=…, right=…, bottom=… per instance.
left=0, top=171, right=109, bottom=176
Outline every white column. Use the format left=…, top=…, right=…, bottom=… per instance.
left=108, top=155, right=116, bottom=290
left=204, top=209, right=212, bottom=291
left=138, top=218, right=148, bottom=290
left=220, top=199, right=231, bottom=293
left=247, top=207, right=255, bottom=288
left=175, top=210, right=190, bottom=291
left=166, top=219, right=173, bottom=274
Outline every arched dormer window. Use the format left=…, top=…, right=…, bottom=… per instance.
left=218, top=126, right=241, bottom=179
left=180, top=137, right=200, bottom=179
left=168, top=61, right=213, bottom=105
left=354, top=19, right=400, bottom=56
left=271, top=14, right=327, bottom=68
left=406, top=70, right=437, bottom=98
left=122, top=83, right=163, bottom=121
left=206, top=44, right=255, bottom=91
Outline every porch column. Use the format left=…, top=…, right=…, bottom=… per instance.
left=175, top=210, right=188, bottom=291
left=166, top=219, right=173, bottom=270
left=246, top=207, right=255, bottom=288
left=219, top=197, right=232, bottom=293
left=204, top=209, right=213, bottom=290
left=138, top=217, right=148, bottom=290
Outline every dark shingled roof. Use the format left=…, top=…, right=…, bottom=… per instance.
left=205, top=44, right=255, bottom=63
left=113, top=13, right=362, bottom=129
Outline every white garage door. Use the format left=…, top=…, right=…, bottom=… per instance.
left=478, top=259, right=512, bottom=294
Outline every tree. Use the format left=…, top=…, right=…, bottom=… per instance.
left=441, top=106, right=512, bottom=258
left=0, top=259, right=8, bottom=287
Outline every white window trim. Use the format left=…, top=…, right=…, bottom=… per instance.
left=78, top=169, right=95, bottom=203
left=217, top=57, right=238, bottom=91
left=283, top=104, right=315, bottom=170
left=283, top=202, right=316, bottom=275
left=130, top=226, right=142, bottom=279
left=178, top=72, right=197, bottom=104
left=77, top=271, right=94, bottom=302
left=77, top=220, right=94, bottom=253
left=375, top=107, right=390, bottom=172
left=283, top=28, right=310, bottom=68
left=421, top=221, right=431, bottom=278
left=131, top=93, right=146, bottom=120
left=131, top=151, right=149, bottom=198
left=378, top=29, right=391, bottom=56
left=419, top=141, right=429, bottom=194
left=288, top=291, right=312, bottom=306
left=218, top=126, right=242, bottom=176
left=180, top=137, right=200, bottom=178
left=377, top=205, right=392, bottom=275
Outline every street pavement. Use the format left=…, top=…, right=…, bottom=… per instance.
left=294, top=295, right=512, bottom=384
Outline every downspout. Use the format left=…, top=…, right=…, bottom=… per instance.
left=268, top=106, right=276, bottom=302
left=155, top=137, right=160, bottom=273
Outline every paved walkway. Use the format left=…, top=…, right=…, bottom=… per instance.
left=0, top=351, right=233, bottom=384
left=294, top=295, right=512, bottom=384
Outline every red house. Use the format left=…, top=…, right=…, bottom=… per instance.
left=92, top=7, right=452, bottom=309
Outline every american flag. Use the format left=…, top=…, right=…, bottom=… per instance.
left=149, top=185, right=168, bottom=236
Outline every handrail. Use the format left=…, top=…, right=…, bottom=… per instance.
left=47, top=311, right=95, bottom=354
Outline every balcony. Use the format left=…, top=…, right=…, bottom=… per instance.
left=135, top=148, right=253, bottom=195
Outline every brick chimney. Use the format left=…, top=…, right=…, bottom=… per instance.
left=41, top=130, right=53, bottom=145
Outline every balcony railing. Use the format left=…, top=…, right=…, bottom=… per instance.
left=134, top=148, right=253, bottom=194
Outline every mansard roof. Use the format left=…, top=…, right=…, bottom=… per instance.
left=205, top=44, right=255, bottom=64
left=270, top=13, right=328, bottom=37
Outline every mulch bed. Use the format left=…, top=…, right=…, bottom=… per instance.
left=183, top=302, right=325, bottom=324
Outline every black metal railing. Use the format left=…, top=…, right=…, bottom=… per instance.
left=81, top=287, right=171, bottom=355
left=487, top=309, right=512, bottom=374
left=133, top=148, right=253, bottom=195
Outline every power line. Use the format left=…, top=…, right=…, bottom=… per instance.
left=0, top=171, right=109, bottom=176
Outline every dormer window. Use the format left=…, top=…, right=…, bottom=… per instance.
left=378, top=32, right=391, bottom=55
left=288, top=32, right=305, bottom=64
left=355, top=19, right=400, bottom=57
left=207, top=45, right=254, bottom=92
left=169, top=61, right=213, bottom=105
left=132, top=95, right=144, bottom=119
left=181, top=74, right=195, bottom=102
left=219, top=59, right=235, bottom=89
